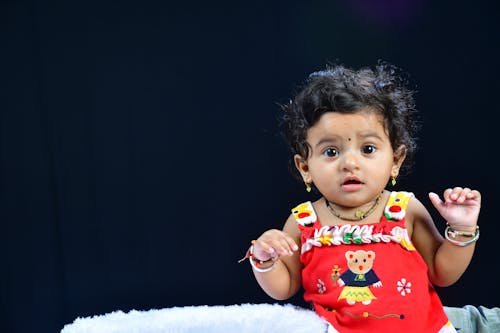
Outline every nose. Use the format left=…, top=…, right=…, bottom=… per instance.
left=340, top=149, right=359, bottom=171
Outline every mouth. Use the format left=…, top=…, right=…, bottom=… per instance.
left=342, top=177, right=363, bottom=186
left=340, top=177, right=364, bottom=192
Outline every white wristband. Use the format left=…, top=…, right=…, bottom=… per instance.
left=444, top=225, right=480, bottom=246
left=249, top=257, right=277, bottom=272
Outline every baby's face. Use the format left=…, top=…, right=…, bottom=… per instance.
left=298, top=110, right=403, bottom=210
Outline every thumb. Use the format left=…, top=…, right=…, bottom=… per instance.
left=428, top=192, right=444, bottom=212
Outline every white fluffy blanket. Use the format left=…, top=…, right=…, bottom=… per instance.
left=61, top=303, right=330, bottom=333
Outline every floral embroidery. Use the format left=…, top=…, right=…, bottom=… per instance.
left=331, top=265, right=342, bottom=286
left=318, top=233, right=333, bottom=245
left=317, top=279, right=326, bottom=294
left=397, top=278, right=412, bottom=296
left=301, top=225, right=415, bottom=253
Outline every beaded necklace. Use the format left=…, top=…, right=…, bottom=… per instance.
left=325, top=194, right=382, bottom=221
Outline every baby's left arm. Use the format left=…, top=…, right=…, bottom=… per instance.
left=424, top=187, right=481, bottom=286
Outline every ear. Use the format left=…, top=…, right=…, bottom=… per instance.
left=391, top=145, right=407, bottom=178
left=294, top=154, right=312, bottom=184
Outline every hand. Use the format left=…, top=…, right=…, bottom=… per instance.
left=428, top=187, right=481, bottom=229
left=252, top=229, right=299, bottom=261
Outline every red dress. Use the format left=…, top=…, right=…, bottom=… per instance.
left=292, top=191, right=456, bottom=333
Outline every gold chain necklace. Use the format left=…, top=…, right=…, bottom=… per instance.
left=325, top=194, right=382, bottom=221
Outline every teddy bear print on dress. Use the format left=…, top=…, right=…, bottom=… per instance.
left=337, top=250, right=382, bottom=305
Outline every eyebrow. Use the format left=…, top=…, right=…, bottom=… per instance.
left=314, top=137, right=339, bottom=148
left=314, top=132, right=383, bottom=148
left=359, top=132, right=384, bottom=141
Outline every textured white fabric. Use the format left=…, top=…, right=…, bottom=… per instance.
left=61, top=303, right=330, bottom=333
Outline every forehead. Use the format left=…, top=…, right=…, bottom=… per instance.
left=307, top=111, right=387, bottom=140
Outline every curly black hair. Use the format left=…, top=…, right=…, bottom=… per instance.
left=281, top=61, right=420, bottom=176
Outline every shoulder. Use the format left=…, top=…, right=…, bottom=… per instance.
left=405, top=192, right=442, bottom=247
left=283, top=212, right=303, bottom=241
left=405, top=193, right=432, bottom=223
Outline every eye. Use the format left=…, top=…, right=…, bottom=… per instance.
left=362, top=145, right=376, bottom=155
left=322, top=147, right=339, bottom=158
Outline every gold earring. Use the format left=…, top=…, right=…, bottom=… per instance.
left=306, top=183, right=312, bottom=192
left=391, top=177, right=397, bottom=186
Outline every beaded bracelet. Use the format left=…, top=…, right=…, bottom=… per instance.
left=238, top=241, right=278, bottom=273
left=444, top=224, right=480, bottom=246
left=249, top=254, right=278, bottom=272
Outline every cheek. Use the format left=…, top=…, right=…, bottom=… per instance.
left=313, top=170, right=340, bottom=192
left=368, top=159, right=393, bottom=177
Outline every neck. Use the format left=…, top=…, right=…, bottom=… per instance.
left=325, top=194, right=382, bottom=221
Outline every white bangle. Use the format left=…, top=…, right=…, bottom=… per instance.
left=444, top=225, right=480, bottom=246
left=239, top=242, right=278, bottom=272
left=249, top=257, right=277, bottom=272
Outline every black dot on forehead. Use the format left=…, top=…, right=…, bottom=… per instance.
left=348, top=138, right=351, bottom=141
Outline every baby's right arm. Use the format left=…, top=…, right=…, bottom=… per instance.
left=250, top=215, right=302, bottom=300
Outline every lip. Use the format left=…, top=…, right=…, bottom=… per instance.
left=340, top=176, right=364, bottom=192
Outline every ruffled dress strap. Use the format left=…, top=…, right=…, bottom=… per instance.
left=291, top=201, right=318, bottom=228
left=383, top=191, right=414, bottom=221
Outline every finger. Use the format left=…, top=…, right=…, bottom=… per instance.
left=252, top=239, right=277, bottom=258
left=428, top=192, right=444, bottom=209
left=456, top=187, right=471, bottom=203
left=283, top=234, right=299, bottom=252
left=268, top=231, right=298, bottom=254
left=443, top=188, right=454, bottom=202
left=254, top=235, right=293, bottom=258
left=467, top=189, right=481, bottom=202
left=255, top=230, right=299, bottom=257
left=448, top=187, right=472, bottom=204
left=429, top=192, right=450, bottom=217
left=447, top=187, right=463, bottom=202
left=273, top=237, right=297, bottom=256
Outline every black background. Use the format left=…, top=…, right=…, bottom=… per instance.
left=3, top=1, right=499, bottom=332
